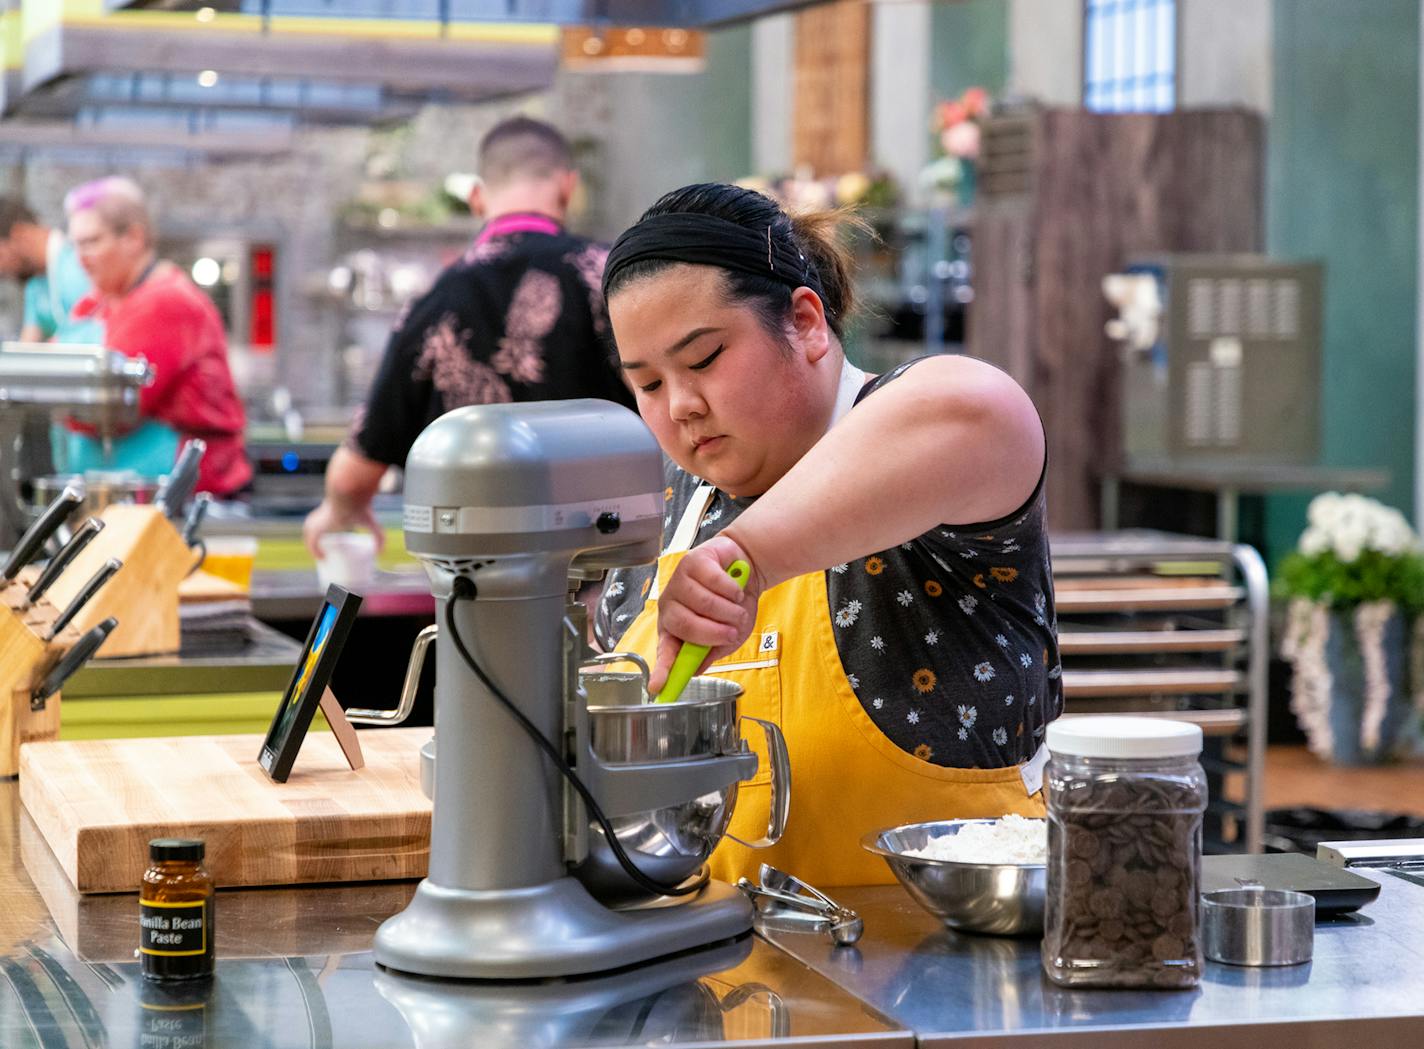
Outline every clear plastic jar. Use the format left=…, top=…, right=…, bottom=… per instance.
left=1041, top=717, right=1207, bottom=989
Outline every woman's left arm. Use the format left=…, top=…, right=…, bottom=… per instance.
left=725, top=354, right=1044, bottom=590
left=647, top=355, right=1044, bottom=691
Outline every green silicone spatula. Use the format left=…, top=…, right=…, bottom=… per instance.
left=652, top=559, right=751, bottom=704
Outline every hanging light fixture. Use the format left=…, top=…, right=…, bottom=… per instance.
left=561, top=25, right=707, bottom=74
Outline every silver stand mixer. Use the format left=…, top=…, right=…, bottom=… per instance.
left=0, top=343, right=152, bottom=547
left=372, top=400, right=763, bottom=980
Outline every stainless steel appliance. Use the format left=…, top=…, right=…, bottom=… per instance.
left=1318, top=838, right=1424, bottom=890
left=1109, top=255, right=1323, bottom=464
left=0, top=343, right=152, bottom=547
left=358, top=400, right=772, bottom=979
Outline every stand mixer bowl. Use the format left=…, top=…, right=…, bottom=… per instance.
left=417, top=673, right=756, bottom=902
left=578, top=673, right=745, bottom=901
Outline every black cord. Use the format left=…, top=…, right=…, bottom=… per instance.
left=444, top=577, right=704, bottom=898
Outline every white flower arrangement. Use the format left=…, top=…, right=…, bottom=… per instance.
left=1279, top=492, right=1424, bottom=763
left=1296, top=492, right=1419, bottom=562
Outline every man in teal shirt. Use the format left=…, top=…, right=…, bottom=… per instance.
left=0, top=196, right=102, bottom=343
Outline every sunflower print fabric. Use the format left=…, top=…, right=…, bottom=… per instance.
left=594, top=359, right=1063, bottom=770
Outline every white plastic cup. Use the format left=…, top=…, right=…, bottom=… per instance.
left=316, top=531, right=378, bottom=592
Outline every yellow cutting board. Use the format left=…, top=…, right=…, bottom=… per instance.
left=19, top=728, right=431, bottom=894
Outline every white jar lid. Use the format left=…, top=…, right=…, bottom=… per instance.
left=1046, top=715, right=1203, bottom=759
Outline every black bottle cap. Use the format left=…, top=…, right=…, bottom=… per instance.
left=149, top=838, right=205, bottom=862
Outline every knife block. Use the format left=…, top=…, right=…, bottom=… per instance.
left=0, top=603, right=75, bottom=777
left=36, top=504, right=196, bottom=659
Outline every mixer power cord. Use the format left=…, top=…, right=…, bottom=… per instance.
left=446, top=576, right=704, bottom=898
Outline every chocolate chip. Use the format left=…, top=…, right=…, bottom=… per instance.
left=1043, top=764, right=1205, bottom=988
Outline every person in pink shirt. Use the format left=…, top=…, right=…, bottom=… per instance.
left=66, top=177, right=251, bottom=497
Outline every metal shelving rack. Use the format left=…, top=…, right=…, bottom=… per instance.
left=1050, top=530, right=1268, bottom=852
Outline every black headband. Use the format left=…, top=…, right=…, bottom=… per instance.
left=602, top=212, right=815, bottom=302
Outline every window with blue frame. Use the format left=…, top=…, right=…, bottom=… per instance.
left=1083, top=0, right=1176, bottom=113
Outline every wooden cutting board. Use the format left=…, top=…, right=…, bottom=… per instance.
left=17, top=804, right=417, bottom=959
left=20, top=728, right=431, bottom=894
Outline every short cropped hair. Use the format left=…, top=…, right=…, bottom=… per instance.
left=63, top=176, right=152, bottom=247
left=0, top=197, right=37, bottom=238
left=477, top=116, right=573, bottom=189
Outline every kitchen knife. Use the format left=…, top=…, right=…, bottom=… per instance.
left=45, top=557, right=122, bottom=641
left=181, top=492, right=212, bottom=547
left=23, top=518, right=105, bottom=610
left=156, top=439, right=206, bottom=519
left=653, top=559, right=751, bottom=705
left=1, top=484, right=83, bottom=583
left=32, top=617, right=118, bottom=710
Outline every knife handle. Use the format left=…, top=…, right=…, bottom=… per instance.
left=157, top=438, right=207, bottom=518
left=2, top=485, right=83, bottom=582
left=46, top=558, right=122, bottom=641
left=182, top=492, right=212, bottom=546
left=24, top=519, right=105, bottom=609
left=33, top=617, right=118, bottom=709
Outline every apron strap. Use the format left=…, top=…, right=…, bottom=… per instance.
left=648, top=483, right=716, bottom=601
left=831, top=357, right=867, bottom=428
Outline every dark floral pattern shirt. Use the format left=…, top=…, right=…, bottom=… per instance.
left=594, top=360, right=1063, bottom=769
left=349, top=222, right=635, bottom=466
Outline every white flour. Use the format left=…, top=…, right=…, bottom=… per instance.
left=902, top=815, right=1048, bottom=865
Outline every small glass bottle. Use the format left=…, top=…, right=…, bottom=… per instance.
left=1041, top=717, right=1207, bottom=989
left=140, top=838, right=215, bottom=982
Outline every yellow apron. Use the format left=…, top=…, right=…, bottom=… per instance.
left=615, top=483, right=1048, bottom=888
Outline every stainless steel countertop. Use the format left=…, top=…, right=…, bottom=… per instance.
left=6, top=764, right=1424, bottom=1047
left=0, top=785, right=908, bottom=1049
left=761, top=880, right=1424, bottom=1047
left=250, top=569, right=434, bottom=621
left=62, top=620, right=303, bottom=698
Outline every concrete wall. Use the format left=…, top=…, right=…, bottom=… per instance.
left=871, top=0, right=932, bottom=198
left=1006, top=0, right=1081, bottom=105
left=752, top=13, right=794, bottom=177
left=1179, top=0, right=1272, bottom=114
left=552, top=24, right=753, bottom=237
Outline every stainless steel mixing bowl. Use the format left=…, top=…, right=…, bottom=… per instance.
left=32, top=471, right=160, bottom=529
left=418, top=672, right=786, bottom=903
left=576, top=674, right=751, bottom=902
left=862, top=819, right=1047, bottom=936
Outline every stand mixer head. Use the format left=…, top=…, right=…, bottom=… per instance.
left=0, top=343, right=152, bottom=547
left=374, top=400, right=759, bottom=980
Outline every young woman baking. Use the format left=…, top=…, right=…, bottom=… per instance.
left=594, top=183, right=1061, bottom=886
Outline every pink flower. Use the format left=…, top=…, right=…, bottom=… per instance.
left=937, top=101, right=968, bottom=130
left=943, top=121, right=981, bottom=160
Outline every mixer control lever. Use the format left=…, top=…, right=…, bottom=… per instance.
left=595, top=511, right=620, bottom=534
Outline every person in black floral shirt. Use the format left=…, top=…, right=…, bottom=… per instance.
left=304, top=116, right=633, bottom=555
left=595, top=183, right=1061, bottom=886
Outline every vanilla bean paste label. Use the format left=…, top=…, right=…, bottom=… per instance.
left=140, top=900, right=209, bottom=956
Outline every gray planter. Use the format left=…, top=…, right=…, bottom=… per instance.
left=1284, top=600, right=1418, bottom=765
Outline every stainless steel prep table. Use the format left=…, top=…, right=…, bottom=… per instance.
left=760, top=882, right=1424, bottom=1047
left=7, top=764, right=1424, bottom=1047
left=61, top=619, right=303, bottom=698
left=0, top=783, right=910, bottom=1049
